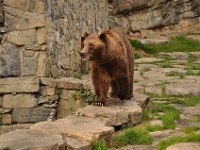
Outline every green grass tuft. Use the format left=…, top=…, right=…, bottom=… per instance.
left=92, top=141, right=108, bottom=150
left=186, top=70, right=200, bottom=76
left=113, top=127, right=152, bottom=146
left=129, top=36, right=200, bottom=54
left=146, top=125, right=163, bottom=132
left=134, top=52, right=141, bottom=59
left=160, top=105, right=180, bottom=129
left=157, top=134, right=200, bottom=150
left=166, top=71, right=186, bottom=79
left=157, top=61, right=173, bottom=68
left=141, top=101, right=180, bottom=130
left=185, top=64, right=200, bottom=70
left=181, top=126, right=200, bottom=134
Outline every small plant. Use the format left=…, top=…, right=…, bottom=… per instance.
left=92, top=140, right=108, bottom=150
left=160, top=105, right=180, bottom=129
left=146, top=124, right=163, bottom=132
left=158, top=61, right=172, bottom=68
left=113, top=127, right=152, bottom=146
left=166, top=71, right=185, bottom=79
left=142, top=109, right=151, bottom=121
left=185, top=64, right=200, bottom=70
left=55, top=88, right=62, bottom=97
left=134, top=80, right=140, bottom=83
left=134, top=52, right=141, bottom=59
left=150, top=95, right=200, bottom=107
left=77, top=85, right=96, bottom=105
left=157, top=134, right=200, bottom=150
left=142, top=99, right=180, bottom=129
left=182, top=126, right=200, bottom=134
left=186, top=70, right=200, bottom=76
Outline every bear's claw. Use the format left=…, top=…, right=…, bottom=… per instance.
left=93, top=101, right=105, bottom=107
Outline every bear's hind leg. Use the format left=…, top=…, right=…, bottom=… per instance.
left=110, top=80, right=120, bottom=98
left=117, top=78, right=129, bottom=100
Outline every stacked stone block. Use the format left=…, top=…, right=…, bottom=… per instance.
left=108, top=0, right=200, bottom=37
left=0, top=0, right=107, bottom=134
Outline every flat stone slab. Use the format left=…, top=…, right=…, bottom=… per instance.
left=172, top=104, right=200, bottom=116
left=135, top=58, right=164, bottom=64
left=166, top=142, right=200, bottom=150
left=0, top=129, right=65, bottom=149
left=0, top=124, right=32, bottom=135
left=78, top=100, right=142, bottom=126
left=151, top=130, right=184, bottom=146
left=0, top=77, right=39, bottom=94
left=159, top=52, right=189, bottom=60
left=139, top=38, right=169, bottom=44
left=166, top=82, right=200, bottom=96
left=31, top=116, right=114, bottom=143
left=120, top=145, right=155, bottom=150
left=65, top=137, right=91, bottom=150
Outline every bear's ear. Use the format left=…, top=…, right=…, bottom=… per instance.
left=84, top=32, right=90, bottom=38
left=98, top=32, right=106, bottom=41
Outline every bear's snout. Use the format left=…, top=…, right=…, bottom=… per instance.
left=79, top=51, right=85, bottom=57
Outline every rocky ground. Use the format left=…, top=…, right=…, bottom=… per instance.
left=0, top=51, right=200, bottom=150
left=120, top=51, right=200, bottom=150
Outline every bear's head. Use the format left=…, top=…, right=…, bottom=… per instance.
left=79, top=32, right=106, bottom=61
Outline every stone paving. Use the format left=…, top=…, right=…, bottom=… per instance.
left=121, top=52, right=200, bottom=150
left=0, top=52, right=200, bottom=150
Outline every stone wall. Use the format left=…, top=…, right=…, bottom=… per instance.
left=108, top=0, right=200, bottom=38
left=46, top=0, right=108, bottom=78
left=0, top=0, right=107, bottom=134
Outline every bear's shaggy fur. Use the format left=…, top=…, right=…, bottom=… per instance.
left=80, top=29, right=134, bottom=105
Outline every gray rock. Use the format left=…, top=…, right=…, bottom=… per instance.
left=0, top=129, right=65, bottom=150
left=135, top=58, right=164, bottom=64
left=7, top=29, right=36, bottom=46
left=0, top=124, right=32, bottom=135
left=150, top=130, right=184, bottom=146
left=65, top=137, right=91, bottom=150
left=145, top=86, right=163, bottom=96
left=189, top=52, right=200, bottom=59
left=12, top=107, right=55, bottom=123
left=0, top=77, right=39, bottom=94
left=149, top=120, right=163, bottom=127
left=165, top=82, right=200, bottom=96
left=40, top=78, right=58, bottom=87
left=120, top=145, right=155, bottom=150
left=78, top=97, right=143, bottom=126
left=0, top=43, right=21, bottom=77
left=2, top=94, right=37, bottom=108
left=139, top=38, right=169, bottom=44
left=2, top=114, right=12, bottom=125
left=57, top=98, right=85, bottom=119
left=57, top=78, right=83, bottom=90
left=159, top=52, right=189, bottom=60
left=166, top=142, right=200, bottom=150
left=31, top=116, right=114, bottom=143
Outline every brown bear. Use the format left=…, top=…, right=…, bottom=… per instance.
left=79, top=29, right=134, bottom=106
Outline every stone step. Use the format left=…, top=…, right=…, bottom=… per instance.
left=77, top=98, right=142, bottom=127
left=31, top=116, right=114, bottom=143
left=0, top=129, right=65, bottom=149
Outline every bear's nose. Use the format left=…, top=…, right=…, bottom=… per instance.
left=79, top=51, right=85, bottom=57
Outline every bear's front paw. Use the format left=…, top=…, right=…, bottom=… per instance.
left=93, top=99, right=106, bottom=107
